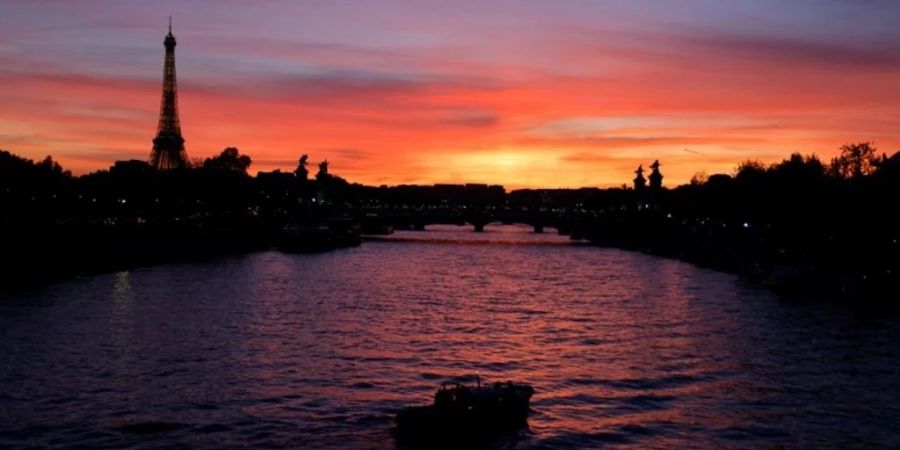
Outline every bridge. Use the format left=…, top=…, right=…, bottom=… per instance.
left=259, top=179, right=642, bottom=237
left=355, top=204, right=590, bottom=236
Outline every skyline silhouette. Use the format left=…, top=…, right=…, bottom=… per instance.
left=3, top=5, right=900, bottom=448
left=2, top=139, right=898, bottom=300
left=2, top=2, right=900, bottom=187
left=1, top=5, right=899, bottom=298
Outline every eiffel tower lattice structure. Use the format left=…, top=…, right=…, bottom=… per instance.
left=150, top=18, right=189, bottom=170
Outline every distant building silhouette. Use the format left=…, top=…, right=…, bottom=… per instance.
left=649, top=160, right=663, bottom=189
left=149, top=17, right=189, bottom=170
left=633, top=165, right=646, bottom=190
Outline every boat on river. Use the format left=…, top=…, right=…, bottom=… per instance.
left=395, top=377, right=534, bottom=442
left=277, top=219, right=361, bottom=253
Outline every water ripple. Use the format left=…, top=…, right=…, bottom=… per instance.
left=1, top=225, right=899, bottom=448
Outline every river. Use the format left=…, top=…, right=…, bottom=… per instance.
left=1, top=224, right=899, bottom=449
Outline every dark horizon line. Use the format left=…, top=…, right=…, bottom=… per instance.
left=2, top=144, right=898, bottom=192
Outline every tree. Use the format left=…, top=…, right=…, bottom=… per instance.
left=203, top=147, right=252, bottom=175
left=770, top=153, right=825, bottom=183
left=38, top=155, right=69, bottom=177
left=875, top=152, right=900, bottom=177
left=690, top=170, right=708, bottom=186
left=831, top=142, right=879, bottom=179
left=734, top=159, right=767, bottom=182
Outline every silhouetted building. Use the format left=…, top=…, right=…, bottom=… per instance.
left=111, top=160, right=154, bottom=177
left=149, top=18, right=189, bottom=170
left=649, top=160, right=663, bottom=189
left=633, top=165, right=646, bottom=190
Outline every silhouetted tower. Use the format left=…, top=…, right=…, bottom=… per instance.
left=633, top=164, right=646, bottom=190
left=649, top=160, right=663, bottom=189
left=150, top=17, right=189, bottom=170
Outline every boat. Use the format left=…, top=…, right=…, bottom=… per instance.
left=395, top=377, right=534, bottom=442
left=277, top=220, right=361, bottom=253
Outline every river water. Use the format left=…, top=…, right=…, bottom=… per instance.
left=1, top=224, right=899, bottom=449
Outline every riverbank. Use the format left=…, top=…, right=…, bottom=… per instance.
left=582, top=212, right=898, bottom=304
left=1, top=217, right=895, bottom=307
left=0, top=221, right=361, bottom=290
left=0, top=223, right=259, bottom=289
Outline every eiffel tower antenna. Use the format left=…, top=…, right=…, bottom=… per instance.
left=150, top=17, right=189, bottom=170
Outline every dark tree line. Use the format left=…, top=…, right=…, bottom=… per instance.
left=1, top=143, right=898, bottom=300
left=587, top=144, right=900, bottom=300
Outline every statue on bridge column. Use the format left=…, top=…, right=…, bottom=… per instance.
left=295, top=154, right=309, bottom=181
left=649, top=160, right=663, bottom=189
left=633, top=164, right=646, bottom=190
left=316, top=159, right=330, bottom=181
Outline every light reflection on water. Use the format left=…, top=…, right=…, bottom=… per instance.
left=1, top=224, right=899, bottom=449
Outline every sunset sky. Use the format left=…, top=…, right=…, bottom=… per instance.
left=2, top=1, right=900, bottom=188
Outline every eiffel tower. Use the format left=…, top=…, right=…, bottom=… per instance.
left=150, top=17, right=189, bottom=170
